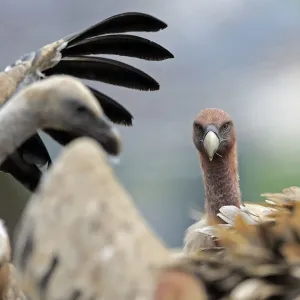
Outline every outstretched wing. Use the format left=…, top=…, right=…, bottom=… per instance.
left=0, top=12, right=173, bottom=191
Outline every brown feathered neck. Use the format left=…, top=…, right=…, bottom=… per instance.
left=199, top=142, right=241, bottom=221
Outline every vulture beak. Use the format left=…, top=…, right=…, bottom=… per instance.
left=76, top=115, right=122, bottom=157
left=93, top=117, right=122, bottom=157
left=203, top=126, right=220, bottom=161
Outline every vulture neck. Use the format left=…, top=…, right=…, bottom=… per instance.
left=200, top=144, right=241, bottom=221
left=0, top=99, right=39, bottom=166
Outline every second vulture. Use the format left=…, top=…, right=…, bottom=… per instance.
left=184, top=108, right=243, bottom=253
left=184, top=108, right=300, bottom=256
left=0, top=11, right=173, bottom=191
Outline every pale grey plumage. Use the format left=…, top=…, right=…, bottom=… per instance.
left=14, top=138, right=169, bottom=300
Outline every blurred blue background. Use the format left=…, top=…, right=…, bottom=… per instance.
left=1, top=0, right=300, bottom=248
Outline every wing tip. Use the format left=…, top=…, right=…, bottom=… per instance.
left=109, top=12, right=169, bottom=31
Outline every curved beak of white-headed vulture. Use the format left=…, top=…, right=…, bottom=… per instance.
left=203, top=126, right=220, bottom=161
left=74, top=115, right=121, bottom=157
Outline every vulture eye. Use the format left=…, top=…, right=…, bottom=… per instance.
left=194, top=123, right=203, bottom=134
left=74, top=103, right=91, bottom=116
left=221, top=122, right=231, bottom=132
left=67, top=99, right=92, bottom=117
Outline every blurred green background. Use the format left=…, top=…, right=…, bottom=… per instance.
left=1, top=0, right=300, bottom=248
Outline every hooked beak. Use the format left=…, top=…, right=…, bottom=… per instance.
left=203, top=129, right=220, bottom=161
left=69, top=115, right=122, bottom=157
left=44, top=115, right=122, bottom=158
left=92, top=117, right=122, bottom=157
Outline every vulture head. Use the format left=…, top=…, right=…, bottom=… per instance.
left=25, top=75, right=121, bottom=157
left=193, top=108, right=236, bottom=162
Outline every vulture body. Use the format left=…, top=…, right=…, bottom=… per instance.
left=13, top=138, right=170, bottom=300
left=161, top=202, right=300, bottom=299
left=0, top=12, right=173, bottom=191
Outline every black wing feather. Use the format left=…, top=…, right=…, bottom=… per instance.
left=63, top=34, right=174, bottom=61
left=67, top=12, right=168, bottom=46
left=18, top=134, right=51, bottom=167
left=1, top=154, right=43, bottom=192
left=44, top=56, right=159, bottom=91
left=87, top=85, right=133, bottom=125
